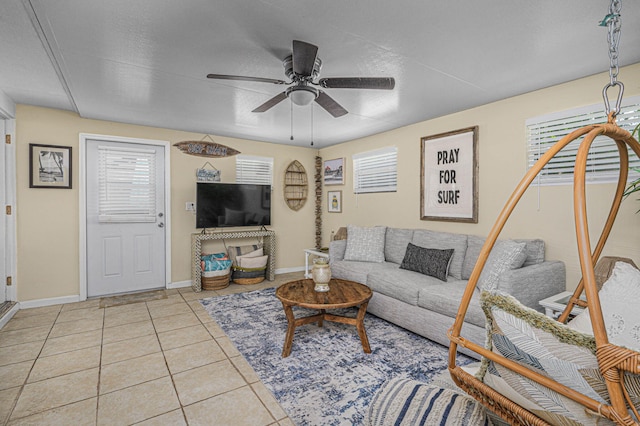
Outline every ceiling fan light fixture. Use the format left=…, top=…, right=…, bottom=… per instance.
left=286, top=86, right=318, bottom=106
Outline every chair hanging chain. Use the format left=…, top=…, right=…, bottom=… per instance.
left=601, top=0, right=624, bottom=117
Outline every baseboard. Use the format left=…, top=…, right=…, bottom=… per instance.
left=19, top=294, right=81, bottom=310
left=167, top=280, right=191, bottom=289
left=0, top=303, right=19, bottom=330
left=275, top=266, right=305, bottom=275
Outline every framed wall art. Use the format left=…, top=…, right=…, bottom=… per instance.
left=29, top=144, right=72, bottom=189
left=323, top=157, right=344, bottom=185
left=420, top=126, right=478, bottom=223
left=327, top=190, right=342, bottom=213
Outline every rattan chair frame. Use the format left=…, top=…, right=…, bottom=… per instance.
left=448, top=115, right=640, bottom=425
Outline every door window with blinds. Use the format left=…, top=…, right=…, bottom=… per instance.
left=526, top=96, right=640, bottom=186
left=236, top=155, right=273, bottom=186
left=98, top=145, right=157, bottom=222
left=353, top=147, right=398, bottom=193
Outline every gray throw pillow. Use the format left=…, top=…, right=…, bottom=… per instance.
left=478, top=240, right=528, bottom=292
left=464, top=237, right=545, bottom=279
left=344, top=225, right=387, bottom=263
left=400, top=243, right=454, bottom=282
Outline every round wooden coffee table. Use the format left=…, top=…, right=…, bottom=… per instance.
left=275, top=278, right=373, bottom=357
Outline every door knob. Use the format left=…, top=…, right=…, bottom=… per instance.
left=158, top=222, right=165, bottom=228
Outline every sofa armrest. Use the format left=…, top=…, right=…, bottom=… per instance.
left=495, top=261, right=566, bottom=312
left=329, top=240, right=347, bottom=265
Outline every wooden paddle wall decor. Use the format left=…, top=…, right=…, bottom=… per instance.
left=173, top=135, right=240, bottom=158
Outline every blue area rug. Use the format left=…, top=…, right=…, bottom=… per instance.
left=200, top=288, right=472, bottom=425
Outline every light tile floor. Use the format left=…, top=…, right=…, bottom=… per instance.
left=0, top=272, right=304, bottom=425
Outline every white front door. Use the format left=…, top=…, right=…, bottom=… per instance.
left=85, top=139, right=166, bottom=297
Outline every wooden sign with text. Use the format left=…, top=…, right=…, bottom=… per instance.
left=173, top=140, right=240, bottom=158
left=420, top=126, right=478, bottom=223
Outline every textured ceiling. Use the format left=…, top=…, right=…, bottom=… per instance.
left=1, top=0, right=639, bottom=148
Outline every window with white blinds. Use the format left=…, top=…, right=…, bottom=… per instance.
left=353, top=146, right=398, bottom=193
left=236, top=155, right=273, bottom=185
left=98, top=146, right=157, bottom=222
left=526, top=96, right=640, bottom=186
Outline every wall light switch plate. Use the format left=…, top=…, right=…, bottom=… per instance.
left=186, top=202, right=195, bottom=211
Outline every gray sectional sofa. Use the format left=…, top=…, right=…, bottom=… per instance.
left=329, top=226, right=566, bottom=358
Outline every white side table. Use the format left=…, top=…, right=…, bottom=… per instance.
left=539, top=291, right=586, bottom=319
left=304, top=248, right=329, bottom=279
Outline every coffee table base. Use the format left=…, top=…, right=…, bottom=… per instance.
left=281, top=302, right=371, bottom=358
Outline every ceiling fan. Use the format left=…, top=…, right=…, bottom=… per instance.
left=207, top=40, right=395, bottom=118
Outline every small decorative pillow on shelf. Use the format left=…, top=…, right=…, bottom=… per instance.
left=237, top=254, right=268, bottom=269
left=227, top=245, right=261, bottom=265
left=202, top=259, right=232, bottom=274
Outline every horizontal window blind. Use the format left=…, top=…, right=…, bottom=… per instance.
left=236, top=155, right=273, bottom=186
left=526, top=95, right=640, bottom=185
left=98, top=146, right=157, bottom=223
left=353, top=146, right=397, bottom=193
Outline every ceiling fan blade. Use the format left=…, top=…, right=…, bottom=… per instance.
left=207, top=74, right=286, bottom=85
left=252, top=91, right=288, bottom=113
left=319, top=77, right=395, bottom=90
left=315, top=91, right=348, bottom=118
left=292, top=40, right=318, bottom=76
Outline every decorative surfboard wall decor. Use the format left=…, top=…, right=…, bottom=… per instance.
left=283, top=160, right=308, bottom=211
left=174, top=135, right=240, bottom=158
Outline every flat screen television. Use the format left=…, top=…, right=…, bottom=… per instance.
left=196, top=183, right=271, bottom=228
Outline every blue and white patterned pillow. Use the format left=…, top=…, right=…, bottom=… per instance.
left=344, top=225, right=387, bottom=263
left=368, top=377, right=489, bottom=426
left=202, top=259, right=232, bottom=272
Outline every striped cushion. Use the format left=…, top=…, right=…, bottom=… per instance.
left=368, top=377, right=489, bottom=426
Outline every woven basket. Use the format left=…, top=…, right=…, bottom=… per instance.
left=232, top=265, right=266, bottom=285
left=202, top=273, right=230, bottom=290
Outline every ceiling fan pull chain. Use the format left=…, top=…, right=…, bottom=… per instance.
left=601, top=0, right=624, bottom=117
left=310, top=103, right=314, bottom=146
left=290, top=98, right=294, bottom=141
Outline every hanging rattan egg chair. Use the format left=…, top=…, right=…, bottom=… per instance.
left=447, top=114, right=640, bottom=425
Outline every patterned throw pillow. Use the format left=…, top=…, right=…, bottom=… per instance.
left=400, top=243, right=454, bottom=282
left=368, top=377, right=489, bottom=426
left=344, top=225, right=387, bottom=263
left=227, top=245, right=261, bottom=265
left=411, top=230, right=467, bottom=280
left=237, top=254, right=268, bottom=269
left=202, top=259, right=232, bottom=272
left=478, top=291, right=640, bottom=426
left=478, top=240, right=527, bottom=292
left=567, top=261, right=640, bottom=351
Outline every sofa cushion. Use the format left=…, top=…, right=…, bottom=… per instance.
left=478, top=240, right=528, bottom=292
left=344, top=225, right=387, bottom=263
left=400, top=244, right=453, bottom=282
left=384, top=228, right=414, bottom=264
left=412, top=230, right=467, bottom=280
left=462, top=236, right=545, bottom=279
left=330, top=260, right=381, bottom=284
left=417, top=281, right=486, bottom=328
left=366, top=264, right=443, bottom=306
